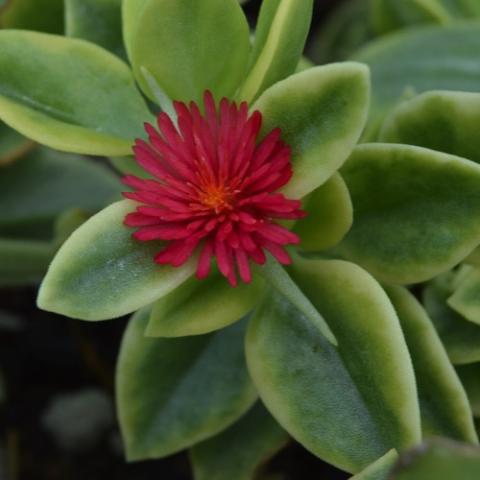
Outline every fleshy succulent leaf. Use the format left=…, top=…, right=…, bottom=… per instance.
left=253, top=62, right=370, bottom=199
left=423, top=272, right=480, bottom=365
left=447, top=267, right=480, bottom=325
left=380, top=91, right=480, bottom=163
left=370, top=0, right=455, bottom=35
left=130, top=0, right=250, bottom=105
left=37, top=200, right=195, bottom=321
left=146, top=272, right=264, bottom=338
left=350, top=449, right=399, bottom=480
left=293, top=173, right=353, bottom=252
left=121, top=0, right=149, bottom=60
left=354, top=25, right=480, bottom=139
left=190, top=402, right=289, bottom=480
left=65, top=0, right=125, bottom=58
left=256, top=257, right=337, bottom=346
left=386, top=285, right=477, bottom=443
left=339, top=143, right=480, bottom=285
left=0, top=30, right=151, bottom=156
left=0, top=0, right=64, bottom=33
left=246, top=257, right=420, bottom=473
left=0, top=148, right=121, bottom=238
left=239, top=0, right=313, bottom=103
left=391, top=439, right=480, bottom=480
left=117, top=308, right=257, bottom=461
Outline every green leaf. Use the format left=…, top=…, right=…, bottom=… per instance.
left=310, top=0, right=373, bottom=65
left=256, top=257, right=337, bottom=346
left=1, top=0, right=64, bottom=33
left=294, top=173, right=353, bottom=252
left=246, top=257, right=420, bottom=474
left=65, top=0, right=126, bottom=59
left=456, top=363, right=480, bottom=417
left=350, top=450, right=399, bottom=480
left=190, top=403, right=288, bottom=480
left=121, top=0, right=149, bottom=61
left=37, top=200, right=195, bottom=321
left=380, top=91, right=480, bottom=164
left=386, top=285, right=477, bottom=443
left=370, top=0, right=454, bottom=35
left=0, top=238, right=52, bottom=287
left=52, top=208, right=90, bottom=248
left=464, top=247, right=480, bottom=267
left=253, top=62, right=370, bottom=199
left=461, top=0, right=480, bottom=16
left=108, top=156, right=149, bottom=178
left=391, top=439, right=480, bottom=480
left=339, top=143, right=480, bottom=285
left=448, top=267, right=480, bottom=325
left=0, top=122, right=34, bottom=166
left=353, top=25, right=480, bottom=139
left=146, top=272, right=264, bottom=337
left=423, top=272, right=480, bottom=365
left=117, top=308, right=257, bottom=461
left=0, top=148, right=121, bottom=238
left=295, top=56, right=314, bottom=73
left=0, top=30, right=151, bottom=156
left=130, top=0, right=250, bottom=105
left=239, top=0, right=313, bottom=103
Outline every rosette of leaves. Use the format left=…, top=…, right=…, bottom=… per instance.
left=337, top=65, right=480, bottom=479
left=2, top=0, right=480, bottom=478
left=374, top=87, right=480, bottom=431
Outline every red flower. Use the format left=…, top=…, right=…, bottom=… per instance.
left=123, top=91, right=305, bottom=286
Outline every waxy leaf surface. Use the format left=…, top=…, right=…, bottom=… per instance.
left=1, top=0, right=64, bottom=33
left=131, top=0, right=250, bottom=104
left=448, top=267, right=480, bottom=325
left=147, top=273, right=263, bottom=337
left=190, top=403, right=288, bottom=480
left=380, top=91, right=480, bottom=163
left=38, top=200, right=195, bottom=321
left=294, top=173, right=353, bottom=252
left=117, top=309, right=257, bottom=460
left=0, top=148, right=121, bottom=237
left=240, top=0, right=313, bottom=103
left=351, top=449, right=398, bottom=480
left=0, top=31, right=151, bottom=155
left=354, top=25, right=480, bottom=138
left=423, top=273, right=480, bottom=365
left=370, top=0, right=468, bottom=34
left=386, top=286, right=477, bottom=442
left=121, top=0, right=149, bottom=60
left=339, top=144, right=480, bottom=285
left=391, top=439, right=480, bottom=480
left=254, top=62, right=370, bottom=199
left=246, top=258, right=420, bottom=473
left=65, top=0, right=125, bottom=58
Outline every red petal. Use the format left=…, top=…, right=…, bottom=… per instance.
left=196, top=240, right=214, bottom=279
left=235, top=249, right=252, bottom=283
